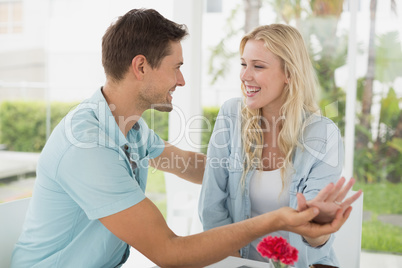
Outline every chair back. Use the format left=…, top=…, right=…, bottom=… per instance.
left=0, top=197, right=31, bottom=268
left=332, top=191, right=364, bottom=268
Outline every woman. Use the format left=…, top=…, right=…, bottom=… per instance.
left=199, top=24, right=360, bottom=267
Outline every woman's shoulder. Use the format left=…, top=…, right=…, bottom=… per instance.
left=302, top=113, right=341, bottom=140
left=219, top=97, right=243, bottom=116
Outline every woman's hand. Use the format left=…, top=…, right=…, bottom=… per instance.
left=302, top=177, right=362, bottom=224
left=276, top=196, right=353, bottom=239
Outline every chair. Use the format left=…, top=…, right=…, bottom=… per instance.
left=0, top=197, right=31, bottom=268
left=332, top=191, right=364, bottom=268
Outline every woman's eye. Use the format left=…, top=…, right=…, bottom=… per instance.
left=240, top=63, right=246, bottom=67
left=255, top=65, right=263, bottom=69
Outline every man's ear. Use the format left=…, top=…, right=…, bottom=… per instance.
left=131, top=55, right=147, bottom=80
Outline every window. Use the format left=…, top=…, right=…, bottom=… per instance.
left=0, top=0, right=23, bottom=34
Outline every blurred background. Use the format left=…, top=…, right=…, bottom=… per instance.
left=0, top=0, right=401, bottom=263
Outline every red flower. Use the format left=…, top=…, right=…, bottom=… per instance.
left=257, top=236, right=298, bottom=265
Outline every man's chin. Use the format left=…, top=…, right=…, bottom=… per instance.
left=152, top=103, right=173, bottom=112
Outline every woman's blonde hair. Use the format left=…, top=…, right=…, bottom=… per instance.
left=239, top=24, right=320, bottom=187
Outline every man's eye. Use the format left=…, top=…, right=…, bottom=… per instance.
left=240, top=63, right=246, bottom=67
left=255, top=65, right=263, bottom=69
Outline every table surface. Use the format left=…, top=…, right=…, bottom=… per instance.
left=205, top=256, right=270, bottom=268
left=148, top=256, right=270, bottom=268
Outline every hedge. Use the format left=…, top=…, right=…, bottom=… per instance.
left=0, top=101, right=220, bottom=153
left=0, top=101, right=79, bottom=152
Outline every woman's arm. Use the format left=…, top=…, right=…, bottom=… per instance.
left=297, top=179, right=361, bottom=247
left=199, top=107, right=235, bottom=230
left=297, top=116, right=361, bottom=247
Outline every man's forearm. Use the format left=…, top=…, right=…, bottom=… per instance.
left=179, top=150, right=206, bottom=184
left=154, top=209, right=281, bottom=267
left=149, top=143, right=206, bottom=184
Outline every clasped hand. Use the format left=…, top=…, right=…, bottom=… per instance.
left=299, top=177, right=362, bottom=224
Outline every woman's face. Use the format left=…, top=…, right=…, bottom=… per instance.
left=240, top=39, right=287, bottom=113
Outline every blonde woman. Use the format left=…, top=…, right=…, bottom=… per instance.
left=199, top=24, right=362, bottom=268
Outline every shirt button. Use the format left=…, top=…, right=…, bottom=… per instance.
left=124, top=145, right=129, bottom=151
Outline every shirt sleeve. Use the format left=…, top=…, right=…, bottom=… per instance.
left=198, top=101, right=236, bottom=231
left=292, top=116, right=344, bottom=266
left=57, top=145, right=146, bottom=220
left=301, top=116, right=344, bottom=201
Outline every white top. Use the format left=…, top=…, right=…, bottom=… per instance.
left=248, top=169, right=290, bottom=262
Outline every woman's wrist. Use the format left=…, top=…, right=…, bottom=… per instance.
left=302, top=234, right=330, bottom=248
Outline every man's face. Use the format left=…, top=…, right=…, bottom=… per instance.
left=141, top=41, right=185, bottom=112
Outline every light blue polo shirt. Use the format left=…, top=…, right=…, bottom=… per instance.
left=11, top=88, right=165, bottom=268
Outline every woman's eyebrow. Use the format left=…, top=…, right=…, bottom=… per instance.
left=240, top=58, right=269, bottom=64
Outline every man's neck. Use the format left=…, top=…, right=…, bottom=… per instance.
left=102, top=80, right=146, bottom=137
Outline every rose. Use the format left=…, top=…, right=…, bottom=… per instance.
left=257, top=236, right=298, bottom=267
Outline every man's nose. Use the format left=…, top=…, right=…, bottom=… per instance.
left=177, top=69, right=185, bottom=86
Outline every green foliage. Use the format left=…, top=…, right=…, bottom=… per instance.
left=153, top=199, right=167, bottom=219
left=388, top=137, right=402, bottom=154
left=354, top=31, right=402, bottom=183
left=354, top=88, right=402, bottom=183
left=379, top=88, right=400, bottom=129
left=146, top=169, right=166, bottom=193
left=319, top=88, right=346, bottom=135
left=201, top=106, right=221, bottom=154
left=207, top=4, right=243, bottom=85
left=146, top=170, right=167, bottom=219
left=0, top=101, right=78, bottom=152
left=375, top=31, right=402, bottom=84
left=142, top=109, right=169, bottom=141
left=353, top=182, right=402, bottom=253
left=354, top=182, right=402, bottom=214
left=0, top=101, right=220, bottom=154
left=385, top=137, right=402, bottom=183
left=362, top=218, right=402, bottom=253
left=353, top=144, right=386, bottom=184
left=266, top=0, right=305, bottom=25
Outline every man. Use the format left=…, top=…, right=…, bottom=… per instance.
left=11, top=9, right=354, bottom=268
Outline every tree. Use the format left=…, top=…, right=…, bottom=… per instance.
left=354, top=0, right=401, bottom=182
left=208, top=0, right=262, bottom=85
left=356, top=0, right=377, bottom=151
left=243, top=0, right=262, bottom=33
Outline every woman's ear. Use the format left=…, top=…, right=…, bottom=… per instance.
left=131, top=55, right=147, bottom=80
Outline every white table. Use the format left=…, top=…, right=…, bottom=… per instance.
left=124, top=249, right=270, bottom=268
left=206, top=256, right=270, bottom=268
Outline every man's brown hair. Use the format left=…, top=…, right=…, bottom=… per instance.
left=102, top=9, right=188, bottom=81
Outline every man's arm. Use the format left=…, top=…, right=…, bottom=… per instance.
left=100, top=193, right=351, bottom=268
left=149, top=141, right=206, bottom=184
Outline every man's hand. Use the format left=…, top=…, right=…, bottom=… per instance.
left=304, top=177, right=362, bottom=224
left=275, top=193, right=353, bottom=239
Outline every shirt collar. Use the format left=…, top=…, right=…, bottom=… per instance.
left=89, top=88, right=129, bottom=148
